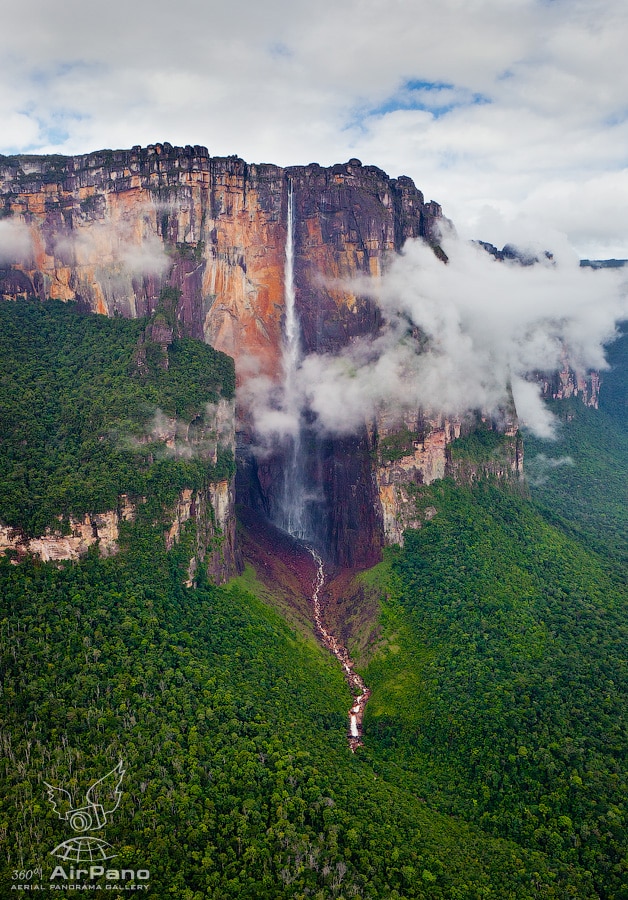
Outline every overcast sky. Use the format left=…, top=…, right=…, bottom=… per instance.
left=2, top=0, right=627, bottom=257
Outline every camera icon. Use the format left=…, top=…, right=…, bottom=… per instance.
left=67, top=803, right=107, bottom=832
left=44, top=760, right=125, bottom=839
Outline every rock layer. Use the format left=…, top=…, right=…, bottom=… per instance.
left=0, top=504, right=132, bottom=562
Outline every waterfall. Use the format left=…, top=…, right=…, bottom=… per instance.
left=277, top=181, right=372, bottom=749
left=278, top=181, right=308, bottom=539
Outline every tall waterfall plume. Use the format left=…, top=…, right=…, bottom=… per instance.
left=277, top=181, right=308, bottom=539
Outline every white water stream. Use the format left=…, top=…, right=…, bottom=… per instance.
left=308, top=548, right=371, bottom=750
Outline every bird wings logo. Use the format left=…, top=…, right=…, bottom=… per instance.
left=44, top=760, right=125, bottom=861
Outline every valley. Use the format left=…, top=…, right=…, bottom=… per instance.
left=0, top=145, right=626, bottom=898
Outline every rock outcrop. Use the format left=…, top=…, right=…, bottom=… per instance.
left=165, top=479, right=238, bottom=585
left=538, top=364, right=600, bottom=409
left=0, top=502, right=133, bottom=562
left=372, top=415, right=461, bottom=545
left=371, top=412, right=524, bottom=546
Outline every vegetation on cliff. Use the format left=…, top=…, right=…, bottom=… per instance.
left=0, top=297, right=234, bottom=536
left=377, top=426, right=424, bottom=464
left=448, top=420, right=510, bottom=462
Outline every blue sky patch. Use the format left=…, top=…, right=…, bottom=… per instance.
left=28, top=59, right=107, bottom=88
left=358, top=79, right=491, bottom=122
left=269, top=42, right=293, bottom=60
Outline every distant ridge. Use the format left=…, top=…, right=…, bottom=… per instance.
left=580, top=258, right=628, bottom=268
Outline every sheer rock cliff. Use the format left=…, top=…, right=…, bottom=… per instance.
left=0, top=145, right=443, bottom=375
left=0, top=144, right=517, bottom=566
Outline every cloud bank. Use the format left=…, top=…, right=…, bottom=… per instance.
left=1, top=0, right=627, bottom=256
left=246, top=234, right=627, bottom=443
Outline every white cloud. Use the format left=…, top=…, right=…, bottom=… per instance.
left=1, top=0, right=627, bottom=255
left=525, top=452, right=575, bottom=486
left=54, top=219, right=169, bottom=277
left=120, top=234, right=170, bottom=277
left=510, top=379, right=558, bottom=439
left=248, top=234, right=627, bottom=441
left=0, top=219, right=33, bottom=263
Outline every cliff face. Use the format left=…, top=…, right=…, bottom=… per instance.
left=287, top=162, right=443, bottom=355
left=538, top=365, right=600, bottom=409
left=0, top=144, right=449, bottom=567
left=1, top=147, right=283, bottom=383
left=372, top=415, right=461, bottom=546
left=2, top=144, right=501, bottom=566
left=0, top=501, right=133, bottom=562
left=0, top=146, right=443, bottom=375
left=165, top=479, right=239, bottom=585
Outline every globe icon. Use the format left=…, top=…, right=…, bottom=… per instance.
left=50, top=836, right=116, bottom=862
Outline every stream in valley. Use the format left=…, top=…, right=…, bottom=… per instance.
left=308, top=547, right=371, bottom=751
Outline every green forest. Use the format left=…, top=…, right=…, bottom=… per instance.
left=0, top=299, right=626, bottom=897
left=361, top=482, right=627, bottom=897
left=0, top=296, right=235, bottom=536
left=524, top=326, right=627, bottom=566
left=359, top=337, right=627, bottom=898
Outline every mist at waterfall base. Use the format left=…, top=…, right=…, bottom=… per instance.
left=244, top=232, right=627, bottom=449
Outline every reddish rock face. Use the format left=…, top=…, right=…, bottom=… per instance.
left=0, top=144, right=449, bottom=567
left=0, top=146, right=445, bottom=373
left=537, top=365, right=600, bottom=408
left=0, top=147, right=289, bottom=379
left=286, top=161, right=431, bottom=355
